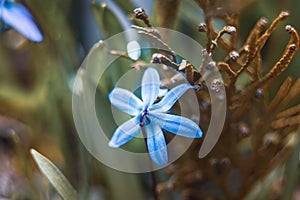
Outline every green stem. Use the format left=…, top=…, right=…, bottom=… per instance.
left=141, top=127, right=159, bottom=200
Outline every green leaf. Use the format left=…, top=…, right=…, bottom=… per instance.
left=30, top=149, right=78, bottom=200
left=91, top=1, right=123, bottom=38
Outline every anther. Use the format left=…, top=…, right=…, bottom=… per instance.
left=151, top=53, right=179, bottom=70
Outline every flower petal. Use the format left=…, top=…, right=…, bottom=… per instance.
left=141, top=68, right=160, bottom=108
left=151, top=113, right=202, bottom=138
left=109, top=87, right=143, bottom=116
left=145, top=123, right=168, bottom=166
left=2, top=2, right=43, bottom=42
left=108, top=117, right=141, bottom=148
left=151, top=83, right=193, bottom=112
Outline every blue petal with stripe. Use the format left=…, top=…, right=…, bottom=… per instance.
left=109, top=87, right=143, bottom=116
left=145, top=123, right=168, bottom=166
left=1, top=1, right=43, bottom=42
left=107, top=67, right=202, bottom=166
left=150, top=84, right=193, bottom=112
left=151, top=113, right=202, bottom=138
left=141, top=68, right=160, bottom=108
left=108, top=116, right=141, bottom=148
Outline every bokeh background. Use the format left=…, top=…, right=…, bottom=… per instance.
left=1, top=0, right=300, bottom=199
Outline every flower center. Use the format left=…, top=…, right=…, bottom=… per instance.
left=139, top=109, right=151, bottom=127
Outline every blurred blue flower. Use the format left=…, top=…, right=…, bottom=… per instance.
left=108, top=68, right=202, bottom=166
left=0, top=0, right=43, bottom=42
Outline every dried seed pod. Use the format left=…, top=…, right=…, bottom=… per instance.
left=285, top=24, right=300, bottom=44
left=238, top=122, right=250, bottom=137
left=285, top=25, right=293, bottom=34
left=256, top=11, right=290, bottom=51
left=133, top=8, right=151, bottom=27
left=289, top=43, right=297, bottom=51
left=225, top=26, right=237, bottom=34
left=151, top=53, right=179, bottom=70
left=151, top=53, right=164, bottom=64
left=280, top=10, right=289, bottom=19
left=229, top=50, right=239, bottom=62
left=255, top=88, right=264, bottom=98
left=198, top=23, right=207, bottom=32
left=133, top=8, right=145, bottom=18
left=194, top=81, right=204, bottom=92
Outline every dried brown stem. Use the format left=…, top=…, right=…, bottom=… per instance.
left=151, top=53, right=179, bottom=70
left=276, top=104, right=300, bottom=119
left=205, top=17, right=232, bottom=53
left=218, top=62, right=236, bottom=78
left=109, top=50, right=136, bottom=61
left=209, top=26, right=236, bottom=54
left=243, top=17, right=268, bottom=52
left=272, top=114, right=300, bottom=129
left=256, top=11, right=289, bottom=51
left=235, top=12, right=289, bottom=78
left=277, top=79, right=300, bottom=110
left=249, top=25, right=299, bottom=90
left=267, top=77, right=293, bottom=112
left=137, top=30, right=177, bottom=61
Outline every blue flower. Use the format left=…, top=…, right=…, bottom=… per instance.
left=0, top=0, right=43, bottom=42
left=108, top=68, right=202, bottom=166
